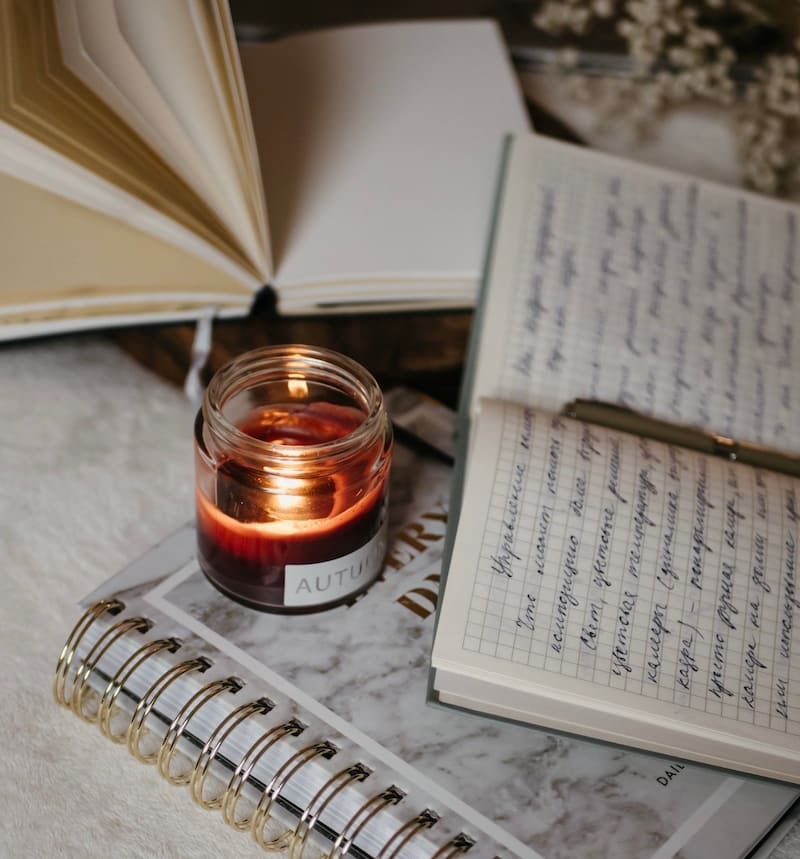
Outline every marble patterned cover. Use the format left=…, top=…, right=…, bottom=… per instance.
left=84, top=394, right=798, bottom=859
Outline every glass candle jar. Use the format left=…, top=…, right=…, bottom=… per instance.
left=194, top=345, right=393, bottom=613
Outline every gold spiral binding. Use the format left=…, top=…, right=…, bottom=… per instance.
left=94, top=636, right=182, bottom=739
left=125, top=654, right=213, bottom=760
left=53, top=599, right=124, bottom=706
left=71, top=616, right=154, bottom=721
left=430, top=833, right=476, bottom=858
left=221, top=718, right=306, bottom=831
left=250, top=740, right=338, bottom=850
left=190, top=697, right=275, bottom=810
left=376, top=809, right=440, bottom=859
left=55, top=604, right=478, bottom=859
left=251, top=739, right=339, bottom=851
left=325, top=785, right=405, bottom=859
left=157, top=674, right=243, bottom=783
left=289, top=763, right=371, bottom=859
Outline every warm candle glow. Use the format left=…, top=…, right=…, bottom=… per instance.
left=270, top=474, right=309, bottom=517
left=194, top=345, right=392, bottom=613
left=287, top=376, right=308, bottom=399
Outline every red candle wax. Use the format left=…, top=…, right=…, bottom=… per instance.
left=195, top=400, right=390, bottom=612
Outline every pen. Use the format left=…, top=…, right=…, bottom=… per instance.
left=562, top=399, right=800, bottom=479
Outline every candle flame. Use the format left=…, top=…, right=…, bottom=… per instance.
left=271, top=474, right=306, bottom=516
left=288, top=376, right=308, bottom=398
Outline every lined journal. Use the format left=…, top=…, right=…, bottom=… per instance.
left=431, top=134, right=800, bottom=785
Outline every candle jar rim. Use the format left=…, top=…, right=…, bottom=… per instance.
left=200, top=344, right=388, bottom=473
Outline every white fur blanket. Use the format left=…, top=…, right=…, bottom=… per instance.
left=1, top=336, right=797, bottom=858
left=0, top=336, right=265, bottom=857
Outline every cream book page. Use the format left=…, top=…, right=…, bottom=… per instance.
left=0, top=118, right=259, bottom=290
left=433, top=399, right=800, bottom=782
left=0, top=171, right=253, bottom=331
left=471, top=135, right=800, bottom=455
left=239, top=20, right=529, bottom=311
left=110, top=0, right=269, bottom=276
left=52, top=0, right=268, bottom=276
left=0, top=0, right=256, bottom=272
left=52, top=0, right=225, bottom=224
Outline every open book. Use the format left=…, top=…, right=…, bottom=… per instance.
left=0, top=0, right=529, bottom=340
left=431, top=134, right=800, bottom=784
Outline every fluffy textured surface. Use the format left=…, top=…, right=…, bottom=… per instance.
left=1, top=335, right=797, bottom=858
left=0, top=336, right=264, bottom=858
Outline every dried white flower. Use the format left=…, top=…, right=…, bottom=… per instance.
left=592, top=0, right=616, bottom=17
left=531, top=0, right=799, bottom=195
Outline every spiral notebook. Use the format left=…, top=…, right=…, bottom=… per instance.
left=53, top=392, right=799, bottom=858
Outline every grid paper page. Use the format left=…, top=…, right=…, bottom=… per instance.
left=472, top=136, right=800, bottom=455
left=436, top=401, right=799, bottom=762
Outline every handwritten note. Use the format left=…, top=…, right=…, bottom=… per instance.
left=460, top=401, right=798, bottom=738
left=472, top=137, right=800, bottom=455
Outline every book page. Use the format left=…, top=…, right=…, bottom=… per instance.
left=52, top=0, right=268, bottom=277
left=54, top=0, right=218, bottom=214
left=0, top=0, right=261, bottom=279
left=112, top=0, right=268, bottom=275
left=471, top=136, right=800, bottom=455
left=0, top=171, right=253, bottom=331
left=434, top=400, right=799, bottom=780
left=238, top=20, right=530, bottom=311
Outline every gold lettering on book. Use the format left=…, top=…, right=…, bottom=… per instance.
left=385, top=506, right=448, bottom=620
left=384, top=509, right=447, bottom=571
left=397, top=574, right=440, bottom=620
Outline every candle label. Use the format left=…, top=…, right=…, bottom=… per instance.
left=284, top=509, right=388, bottom=607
